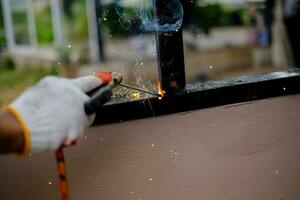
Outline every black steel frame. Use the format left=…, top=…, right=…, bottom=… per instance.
left=153, top=0, right=186, bottom=95
left=93, top=69, right=300, bottom=125
left=94, top=0, right=105, bottom=62
left=92, top=0, right=300, bottom=125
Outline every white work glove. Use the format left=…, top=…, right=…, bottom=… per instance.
left=9, top=75, right=104, bottom=154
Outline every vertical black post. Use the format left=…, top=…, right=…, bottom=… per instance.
left=94, top=0, right=105, bottom=62
left=153, top=0, right=186, bottom=96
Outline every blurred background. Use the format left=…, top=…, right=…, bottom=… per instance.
left=0, top=0, right=299, bottom=105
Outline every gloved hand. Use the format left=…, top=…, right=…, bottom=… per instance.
left=6, top=75, right=108, bottom=155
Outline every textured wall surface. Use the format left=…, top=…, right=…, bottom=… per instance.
left=1, top=94, right=300, bottom=200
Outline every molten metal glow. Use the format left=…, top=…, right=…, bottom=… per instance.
left=131, top=92, right=140, bottom=99
left=157, top=80, right=166, bottom=100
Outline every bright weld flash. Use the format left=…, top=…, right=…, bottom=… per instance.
left=157, top=80, right=166, bottom=100
left=131, top=92, right=140, bottom=99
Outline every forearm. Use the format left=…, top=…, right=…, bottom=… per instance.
left=0, top=110, right=24, bottom=154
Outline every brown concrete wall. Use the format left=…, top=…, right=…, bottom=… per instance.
left=1, top=95, right=300, bottom=200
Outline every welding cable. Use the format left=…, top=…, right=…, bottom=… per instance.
left=54, top=73, right=113, bottom=200
left=56, top=148, right=69, bottom=200
left=2, top=106, right=31, bottom=156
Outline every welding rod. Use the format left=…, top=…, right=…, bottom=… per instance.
left=119, top=83, right=160, bottom=97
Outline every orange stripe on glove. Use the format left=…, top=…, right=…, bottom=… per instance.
left=3, top=106, right=31, bottom=156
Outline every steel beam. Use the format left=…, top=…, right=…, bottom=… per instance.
left=153, top=0, right=186, bottom=96
left=94, top=0, right=105, bottom=62
left=93, top=69, right=300, bottom=125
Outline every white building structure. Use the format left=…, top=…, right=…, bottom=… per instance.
left=1, top=0, right=102, bottom=63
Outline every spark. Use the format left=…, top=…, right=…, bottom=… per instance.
left=48, top=181, right=52, bottom=185
left=151, top=144, right=155, bottom=147
left=149, top=178, right=153, bottom=181
left=157, top=80, right=166, bottom=100
left=283, top=87, right=286, bottom=91
left=131, top=92, right=140, bottom=99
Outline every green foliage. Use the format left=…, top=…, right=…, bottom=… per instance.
left=100, top=3, right=245, bottom=37
left=188, top=3, right=247, bottom=33
left=238, top=8, right=249, bottom=24
left=101, top=3, right=142, bottom=37
left=1, top=56, right=16, bottom=71
left=60, top=0, right=89, bottom=45
left=35, top=5, right=54, bottom=44
left=11, top=10, right=30, bottom=45
left=72, top=0, right=88, bottom=42
left=63, top=0, right=78, bottom=19
left=0, top=67, right=56, bottom=105
left=0, top=67, right=56, bottom=90
left=191, top=4, right=229, bottom=33
left=0, top=1, right=247, bottom=47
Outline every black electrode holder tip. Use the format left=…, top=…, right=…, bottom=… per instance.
left=84, top=84, right=113, bottom=115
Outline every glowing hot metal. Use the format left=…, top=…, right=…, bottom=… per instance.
left=157, top=80, right=166, bottom=100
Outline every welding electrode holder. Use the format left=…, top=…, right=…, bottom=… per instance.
left=84, top=83, right=113, bottom=115
left=84, top=77, right=122, bottom=115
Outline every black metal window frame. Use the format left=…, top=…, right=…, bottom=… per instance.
left=93, top=0, right=300, bottom=125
